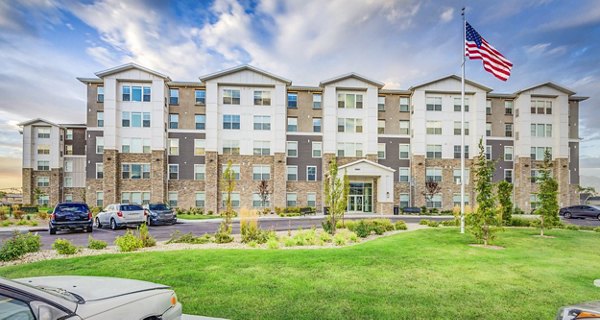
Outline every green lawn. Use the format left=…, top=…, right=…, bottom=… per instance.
left=177, top=214, right=221, bottom=220
left=2, top=228, right=600, bottom=319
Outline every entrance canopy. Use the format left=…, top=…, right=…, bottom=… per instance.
left=338, top=159, right=395, bottom=205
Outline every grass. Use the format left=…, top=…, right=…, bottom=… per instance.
left=2, top=228, right=600, bottom=319
left=177, top=214, right=221, bottom=220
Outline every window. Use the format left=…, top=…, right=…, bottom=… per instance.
left=307, top=166, right=317, bottom=181
left=254, top=91, right=271, bottom=106
left=195, top=114, right=206, bottom=130
left=453, top=97, right=469, bottom=112
left=486, top=146, right=492, bottom=160
left=37, top=177, right=49, bottom=187
left=313, top=94, right=322, bottom=109
left=121, top=138, right=151, bottom=153
left=222, top=140, right=240, bottom=155
left=453, top=168, right=470, bottom=184
left=531, top=147, right=552, bottom=160
left=96, top=192, right=104, bottom=207
left=486, top=123, right=492, bottom=136
left=253, top=165, right=271, bottom=180
left=195, top=90, right=206, bottom=104
left=142, top=112, right=150, bottom=127
left=531, top=99, right=552, bottom=114
left=378, top=120, right=385, bottom=134
left=169, top=89, right=179, bottom=105
left=143, top=86, right=151, bottom=102
left=253, top=193, right=269, bottom=208
left=96, top=137, right=104, bottom=154
left=400, top=97, right=410, bottom=112
left=287, top=117, right=297, bottom=132
left=194, top=164, right=205, bottom=180
left=37, top=127, right=50, bottom=138
left=426, top=145, right=442, bottom=159
left=37, top=145, right=50, bottom=155
left=64, top=176, right=73, bottom=187
left=121, top=163, right=150, bottom=179
left=378, top=96, right=385, bottom=111
left=337, top=142, right=363, bottom=157
left=222, top=164, right=240, bottom=180
left=168, top=164, right=179, bottom=180
left=96, top=163, right=104, bottom=179
left=425, top=168, right=442, bottom=182
left=168, top=192, right=178, bottom=207
left=399, top=193, right=410, bottom=208
left=122, top=86, right=131, bottom=101
left=194, top=139, right=205, bottom=156
left=287, top=141, right=298, bottom=157
left=287, top=193, right=297, bottom=207
left=530, top=194, right=540, bottom=210
left=453, top=193, right=470, bottom=207
left=504, top=146, right=513, bottom=161
left=313, top=118, right=322, bottom=133
left=38, top=195, right=49, bottom=206
left=64, top=160, right=73, bottom=173
left=131, top=112, right=142, bottom=127
left=97, top=112, right=104, bottom=127
left=337, top=93, right=363, bottom=109
left=254, top=115, right=271, bottom=130
left=169, top=114, right=179, bottom=129
left=131, top=86, right=142, bottom=102
left=195, top=192, right=205, bottom=207
left=531, top=169, right=548, bottom=183
left=287, top=166, right=298, bottom=181
left=222, top=192, right=240, bottom=208
left=531, top=124, right=552, bottom=137
left=426, top=121, right=442, bottom=135
left=453, top=145, right=469, bottom=159
left=378, top=143, right=386, bottom=159
left=399, top=167, right=410, bottom=182
left=504, top=169, right=513, bottom=183
left=168, top=139, right=179, bottom=155
left=337, top=118, right=363, bottom=133
left=253, top=140, right=270, bottom=156
left=287, top=93, right=297, bottom=108
left=223, top=114, right=240, bottom=130
left=66, top=129, right=73, bottom=140
left=399, top=144, right=410, bottom=159
left=486, top=100, right=492, bottom=115
left=223, top=89, right=241, bottom=105
left=122, top=192, right=151, bottom=205
left=505, top=123, right=513, bottom=137
left=505, top=100, right=513, bottom=115
left=307, top=193, right=317, bottom=207
left=65, top=145, right=73, bottom=155
left=426, top=97, right=442, bottom=111
left=427, top=194, right=442, bottom=209
left=97, top=86, right=104, bottom=103
left=312, top=142, right=322, bottom=158
left=399, top=120, right=410, bottom=135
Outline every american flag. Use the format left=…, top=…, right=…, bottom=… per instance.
left=465, top=22, right=513, bottom=81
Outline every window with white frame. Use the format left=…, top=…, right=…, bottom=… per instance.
left=399, top=120, right=410, bottom=135
left=399, top=167, right=410, bottom=182
left=287, top=93, right=297, bottom=108
left=313, top=118, right=322, bottom=133
left=122, top=85, right=151, bottom=102
left=504, top=169, right=513, bottom=183
left=222, top=140, right=240, bottom=155
left=452, top=193, right=470, bottom=207
left=531, top=123, right=553, bottom=138
left=399, top=144, right=410, bottom=159
left=223, top=89, right=240, bottom=105
left=168, top=192, right=178, bottom=207
left=307, top=193, right=316, bottom=207
left=453, top=145, right=469, bottom=159
left=337, top=93, right=363, bottom=109
left=64, top=160, right=73, bottom=173
left=37, top=127, right=51, bottom=138
left=223, top=114, right=240, bottom=130
left=486, top=122, right=492, bottom=136
left=96, top=137, right=104, bottom=154
left=65, top=145, right=73, bottom=155
left=122, top=163, right=151, bottom=179
left=169, top=164, right=179, bottom=180
left=312, top=94, right=322, bottom=109
left=96, top=192, right=104, bottom=207
left=286, top=166, right=298, bottom=181
left=194, top=164, right=205, bottom=180
left=426, top=97, right=442, bottom=111
left=222, top=164, right=241, bottom=180
left=286, top=193, right=298, bottom=207
left=66, top=129, right=73, bottom=140
left=121, top=111, right=131, bottom=127
left=307, top=166, right=317, bottom=181
left=505, top=123, right=513, bottom=137
left=97, top=86, right=104, bottom=103
left=195, top=192, right=205, bottom=208
left=505, top=100, right=513, bottom=114
left=312, top=142, right=322, bottom=158
left=399, top=193, right=410, bottom=208
left=427, top=194, right=442, bottom=208
left=253, top=115, right=271, bottom=130
left=96, top=163, right=104, bottom=179
left=378, top=96, right=385, bottom=111
left=38, top=195, right=49, bottom=206
left=122, top=192, right=151, bottom=205
left=64, top=176, right=73, bottom=187
left=121, top=86, right=130, bottom=101
left=121, top=138, right=151, bottom=153
left=378, top=120, right=385, bottom=134
left=169, top=113, right=179, bottom=129
left=486, top=100, right=492, bottom=115
left=194, top=139, right=205, bottom=156
left=37, top=177, right=49, bottom=187
left=97, top=112, right=104, bottom=127
left=222, top=192, right=240, bottom=208
left=426, top=145, right=442, bottom=159
left=253, top=140, right=271, bottom=156
left=252, top=193, right=270, bottom=208
left=168, top=139, right=179, bottom=155
left=486, top=145, right=492, bottom=160
left=531, top=99, right=552, bottom=115
left=530, top=194, right=540, bottom=210
left=195, top=90, right=206, bottom=105
left=195, top=115, right=205, bottom=130
left=426, top=121, right=442, bottom=135
left=37, top=161, right=50, bottom=171
left=531, top=169, right=549, bottom=183
left=504, top=146, right=513, bottom=161
left=287, top=141, right=298, bottom=157
left=254, top=90, right=271, bottom=106
left=378, top=143, right=386, bottom=159
left=337, top=142, right=363, bottom=157
left=454, top=121, right=469, bottom=135
left=400, top=97, right=410, bottom=112
left=37, top=145, right=50, bottom=155
left=287, top=117, right=297, bottom=132
left=453, top=168, right=470, bottom=184
left=337, top=118, right=363, bottom=133
left=253, top=165, right=271, bottom=180
left=425, top=168, right=442, bottom=182
left=453, top=97, right=469, bottom=112
left=531, top=147, right=552, bottom=160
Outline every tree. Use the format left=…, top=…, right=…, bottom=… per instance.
left=422, top=180, right=442, bottom=208
left=33, top=188, right=46, bottom=206
left=537, top=150, right=559, bottom=236
left=215, top=161, right=236, bottom=243
left=497, top=180, right=513, bottom=225
left=257, top=180, right=270, bottom=214
left=467, top=138, right=499, bottom=246
left=576, top=185, right=597, bottom=204
left=323, top=158, right=349, bottom=235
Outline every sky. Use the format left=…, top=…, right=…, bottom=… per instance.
left=0, top=0, right=599, bottom=191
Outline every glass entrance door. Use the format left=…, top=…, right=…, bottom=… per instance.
left=348, top=182, right=372, bottom=213
left=349, top=195, right=363, bottom=212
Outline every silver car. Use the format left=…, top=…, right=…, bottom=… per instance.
left=0, top=275, right=181, bottom=320
left=95, top=203, right=146, bottom=230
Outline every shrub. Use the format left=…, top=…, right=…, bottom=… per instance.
left=167, top=231, right=212, bottom=244
left=2, top=221, right=12, bottom=227
left=13, top=210, right=26, bottom=220
left=214, top=231, right=234, bottom=244
left=36, top=211, right=48, bottom=220
left=241, top=220, right=270, bottom=244
left=371, top=219, right=394, bottom=233
left=564, top=224, right=580, bottom=231
left=395, top=220, right=408, bottom=230
left=266, top=237, right=279, bottom=249
left=17, top=220, right=27, bottom=226
left=440, top=210, right=453, bottom=216
left=274, top=207, right=284, bottom=215
left=294, top=229, right=318, bottom=246
left=426, top=220, right=440, bottom=227
left=0, top=210, right=7, bottom=221
left=430, top=208, right=439, bottom=215
left=334, top=233, right=348, bottom=246
left=88, top=236, right=107, bottom=250
left=322, top=217, right=334, bottom=234
left=419, top=219, right=430, bottom=226
left=355, top=220, right=372, bottom=238
left=30, top=221, right=38, bottom=227
left=207, top=210, right=214, bottom=215
left=114, top=230, right=143, bottom=252
left=420, top=206, right=428, bottom=214
left=508, top=217, right=534, bottom=227
left=138, top=224, right=156, bottom=247
left=0, top=232, right=41, bottom=261
left=335, top=220, right=345, bottom=229
left=247, top=241, right=258, bottom=248
left=594, top=227, right=600, bottom=233
left=513, top=207, right=525, bottom=215
left=319, top=231, right=333, bottom=243
left=52, top=238, right=79, bottom=255
left=441, top=219, right=458, bottom=227
left=282, top=236, right=296, bottom=247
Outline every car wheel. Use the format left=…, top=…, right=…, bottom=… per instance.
left=597, top=214, right=600, bottom=222
left=564, top=212, right=572, bottom=219
left=87, top=226, right=93, bottom=233
left=95, top=217, right=102, bottom=229
left=110, top=218, right=118, bottom=230
left=49, top=227, right=56, bottom=235
left=146, top=217, right=152, bottom=226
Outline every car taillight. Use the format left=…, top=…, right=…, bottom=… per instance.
left=88, top=211, right=92, bottom=219
left=144, top=209, right=148, bottom=216
left=117, top=211, right=123, bottom=217
left=51, top=213, right=55, bottom=220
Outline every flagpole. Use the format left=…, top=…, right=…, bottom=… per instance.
left=460, top=7, right=466, bottom=234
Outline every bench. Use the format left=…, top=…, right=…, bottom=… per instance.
left=300, top=207, right=316, bottom=216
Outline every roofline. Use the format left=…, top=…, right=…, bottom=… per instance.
left=167, top=81, right=204, bottom=87
left=95, top=63, right=171, bottom=81
left=199, top=65, right=292, bottom=85
left=17, top=118, right=62, bottom=128
left=338, top=159, right=396, bottom=172
left=77, top=77, right=103, bottom=84
left=58, top=124, right=87, bottom=128
left=319, top=72, right=385, bottom=88
left=379, top=89, right=412, bottom=95
left=410, top=75, right=493, bottom=92
left=487, top=93, right=517, bottom=99
left=288, top=85, right=322, bottom=91
left=570, top=96, right=589, bottom=102
left=515, top=82, right=576, bottom=96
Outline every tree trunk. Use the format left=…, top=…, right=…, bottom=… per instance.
left=540, top=216, right=544, bottom=237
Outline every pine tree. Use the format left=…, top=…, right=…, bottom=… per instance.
left=537, top=150, right=559, bottom=236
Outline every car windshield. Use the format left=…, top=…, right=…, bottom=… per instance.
left=149, top=204, right=170, bottom=210
left=121, top=205, right=143, bottom=211
left=13, top=280, right=82, bottom=304
left=55, top=204, right=88, bottom=213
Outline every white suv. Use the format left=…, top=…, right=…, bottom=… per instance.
left=95, top=203, right=146, bottom=230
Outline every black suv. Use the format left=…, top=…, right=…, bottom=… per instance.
left=49, top=202, right=93, bottom=234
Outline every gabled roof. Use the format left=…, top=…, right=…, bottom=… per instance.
left=570, top=96, right=589, bottom=102
left=320, top=72, right=385, bottom=88
left=338, top=159, right=395, bottom=172
left=515, top=82, right=576, bottom=96
left=199, top=65, right=292, bottom=85
left=18, top=118, right=62, bottom=128
left=410, top=75, right=493, bottom=92
left=95, top=63, right=171, bottom=80
left=76, top=77, right=103, bottom=84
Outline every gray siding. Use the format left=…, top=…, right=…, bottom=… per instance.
left=86, top=130, right=103, bottom=179
left=486, top=139, right=513, bottom=182
left=569, top=141, right=580, bottom=184
left=286, top=134, right=322, bottom=181
left=168, top=132, right=206, bottom=180
left=378, top=137, right=410, bottom=182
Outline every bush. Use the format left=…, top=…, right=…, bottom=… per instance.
left=334, top=233, right=348, bottom=246
left=2, top=221, right=12, bottom=227
left=441, top=219, right=458, bottom=227
left=427, top=220, right=440, bottom=228
left=319, top=231, right=333, bottom=243
left=17, top=220, right=27, bottom=226
left=508, top=217, right=535, bottom=227
left=355, top=220, right=372, bottom=238
left=419, top=219, right=431, bottom=226
left=52, top=238, right=79, bottom=255
left=430, top=208, right=439, bottom=214
left=0, top=210, right=7, bottom=221
left=88, top=236, right=107, bottom=250
left=513, top=207, right=525, bottom=215
left=274, top=207, right=284, bottom=215
left=214, top=231, right=234, bottom=244
left=282, top=236, right=296, bottom=247
left=241, top=220, right=271, bottom=244
left=420, top=206, right=428, bottom=214
left=266, top=237, right=279, bottom=249
left=371, top=219, right=394, bottom=233
left=247, top=241, right=258, bottom=248
left=594, top=227, right=600, bottom=233
left=30, top=221, right=38, bottom=227
left=138, top=224, right=156, bottom=247
left=114, top=230, right=143, bottom=252
left=564, top=224, right=580, bottom=231
left=36, top=211, right=48, bottom=220
left=395, top=220, right=408, bottom=230
left=0, top=232, right=41, bottom=261
left=167, top=231, right=212, bottom=244
left=440, top=210, right=453, bottom=216
left=13, top=211, right=26, bottom=220
left=322, top=217, right=334, bottom=234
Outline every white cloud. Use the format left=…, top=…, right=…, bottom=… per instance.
left=440, top=7, right=454, bottom=23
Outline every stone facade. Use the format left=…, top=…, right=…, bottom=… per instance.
left=22, top=168, right=33, bottom=205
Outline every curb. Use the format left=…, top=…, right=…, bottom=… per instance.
left=0, top=227, right=48, bottom=234
left=178, top=214, right=455, bottom=223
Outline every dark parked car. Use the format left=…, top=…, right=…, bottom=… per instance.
left=143, top=203, right=177, bottom=226
left=401, top=207, right=421, bottom=214
left=559, top=205, right=600, bottom=220
left=49, top=202, right=93, bottom=235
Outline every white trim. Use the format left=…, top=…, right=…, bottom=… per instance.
left=378, top=134, right=410, bottom=139
left=338, top=159, right=395, bottom=172
left=286, top=132, right=323, bottom=137
left=168, top=129, right=206, bottom=134
left=486, top=136, right=514, bottom=141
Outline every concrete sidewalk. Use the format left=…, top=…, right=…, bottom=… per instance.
left=178, top=213, right=456, bottom=223
left=182, top=314, right=226, bottom=320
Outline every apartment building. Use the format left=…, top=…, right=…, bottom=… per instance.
left=19, top=63, right=586, bottom=213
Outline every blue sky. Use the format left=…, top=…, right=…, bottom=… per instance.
left=0, top=0, right=599, bottom=189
